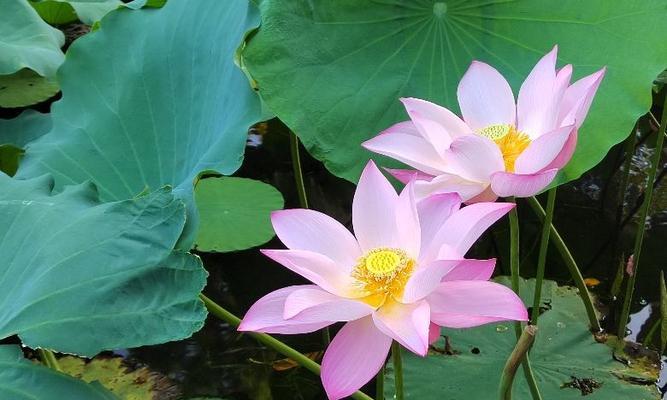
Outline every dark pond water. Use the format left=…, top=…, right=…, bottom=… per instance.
left=124, top=111, right=667, bottom=399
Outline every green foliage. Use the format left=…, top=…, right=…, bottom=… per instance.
left=661, top=272, right=667, bottom=353
left=243, top=0, right=667, bottom=186
left=194, top=176, right=284, bottom=252
left=385, top=278, right=659, bottom=399
left=30, top=0, right=162, bottom=26
left=16, top=0, right=262, bottom=249
left=0, top=68, right=59, bottom=108
left=0, top=345, right=117, bottom=399
left=0, top=174, right=207, bottom=357
left=0, top=109, right=52, bottom=148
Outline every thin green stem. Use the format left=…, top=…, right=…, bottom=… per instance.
left=507, top=199, right=543, bottom=400
left=499, top=326, right=538, bottom=400
left=200, top=294, right=374, bottom=400
left=391, top=341, right=404, bottom=400
left=376, top=364, right=385, bottom=400
left=531, top=189, right=557, bottom=324
left=526, top=197, right=601, bottom=332
left=38, top=349, right=61, bottom=372
left=617, top=97, right=667, bottom=337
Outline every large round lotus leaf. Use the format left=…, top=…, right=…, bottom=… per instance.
left=0, top=174, right=207, bottom=357
left=0, top=69, right=59, bottom=108
left=193, top=176, right=284, bottom=252
left=16, top=0, right=262, bottom=249
left=30, top=0, right=159, bottom=26
left=243, top=0, right=667, bottom=186
left=0, top=109, right=52, bottom=148
left=0, top=0, right=65, bottom=77
left=0, top=345, right=116, bottom=400
left=384, top=279, right=659, bottom=399
left=59, top=356, right=178, bottom=399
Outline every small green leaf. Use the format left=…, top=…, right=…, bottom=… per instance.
left=194, top=176, right=284, bottom=252
left=0, top=69, right=59, bottom=108
left=385, top=279, right=659, bottom=399
left=0, top=145, right=23, bottom=175
left=0, top=175, right=207, bottom=357
left=0, top=345, right=116, bottom=399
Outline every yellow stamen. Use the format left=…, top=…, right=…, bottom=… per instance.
left=352, top=248, right=414, bottom=308
left=479, top=124, right=531, bottom=172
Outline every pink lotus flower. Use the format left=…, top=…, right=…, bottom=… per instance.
left=363, top=46, right=605, bottom=202
left=239, top=161, right=527, bottom=400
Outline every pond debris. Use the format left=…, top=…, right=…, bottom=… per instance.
left=583, top=278, right=601, bottom=288
left=428, top=335, right=458, bottom=356
left=561, top=375, right=602, bottom=396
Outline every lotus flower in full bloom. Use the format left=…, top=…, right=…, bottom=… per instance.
left=239, top=161, right=527, bottom=400
left=363, top=46, right=605, bottom=202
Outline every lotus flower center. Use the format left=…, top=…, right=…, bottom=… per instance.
left=478, top=124, right=531, bottom=173
left=352, top=248, right=414, bottom=308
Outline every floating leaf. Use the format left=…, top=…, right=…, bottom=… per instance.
left=243, top=0, right=667, bottom=186
left=0, top=0, right=64, bottom=77
left=0, top=345, right=116, bottom=399
left=0, top=174, right=207, bottom=357
left=0, top=145, right=23, bottom=175
left=0, top=109, right=52, bottom=148
left=30, top=0, right=161, bottom=26
left=193, top=176, right=284, bottom=252
left=59, top=356, right=179, bottom=399
left=0, top=69, right=59, bottom=108
left=16, top=0, right=262, bottom=249
left=385, top=279, right=659, bottom=399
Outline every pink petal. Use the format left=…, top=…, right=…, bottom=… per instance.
left=543, top=128, right=578, bottom=170
left=413, top=173, right=487, bottom=202
left=428, top=322, right=441, bottom=344
left=401, top=97, right=472, bottom=148
left=385, top=168, right=434, bottom=184
left=372, top=300, right=430, bottom=356
left=465, top=186, right=498, bottom=203
left=283, top=286, right=374, bottom=321
left=490, top=169, right=558, bottom=198
left=424, top=202, right=515, bottom=260
left=271, top=209, right=361, bottom=269
left=261, top=249, right=357, bottom=297
left=554, top=64, right=573, bottom=111
left=428, top=281, right=528, bottom=328
left=457, top=61, right=516, bottom=131
left=405, top=111, right=453, bottom=155
left=514, top=125, right=575, bottom=174
left=417, top=192, right=461, bottom=259
left=517, top=46, right=558, bottom=138
left=444, top=135, right=505, bottom=182
left=321, top=316, right=392, bottom=400
left=402, top=260, right=460, bottom=303
left=353, top=161, right=399, bottom=251
left=362, top=125, right=447, bottom=176
left=238, top=285, right=335, bottom=334
left=441, top=258, right=496, bottom=281
left=395, top=180, right=421, bottom=258
left=559, top=67, right=606, bottom=128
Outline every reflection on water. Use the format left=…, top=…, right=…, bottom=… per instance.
left=129, top=118, right=666, bottom=399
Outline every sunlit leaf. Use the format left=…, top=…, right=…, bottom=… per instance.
left=0, top=69, right=59, bottom=108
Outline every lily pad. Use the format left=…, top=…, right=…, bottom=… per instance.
left=384, top=279, right=659, bottom=399
left=0, top=109, right=52, bottom=148
left=0, top=174, right=207, bottom=357
left=243, top=0, right=667, bottom=186
left=16, top=0, right=262, bottom=249
left=30, top=0, right=161, bottom=26
left=59, top=356, right=179, bottom=399
left=0, top=345, right=116, bottom=400
left=0, top=69, right=59, bottom=108
left=193, top=176, right=284, bottom=252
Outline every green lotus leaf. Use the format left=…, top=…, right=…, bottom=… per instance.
left=0, top=109, right=52, bottom=148
left=0, top=0, right=65, bottom=77
left=16, top=0, right=262, bottom=249
left=0, top=174, right=207, bottom=357
left=0, top=345, right=117, bottom=400
left=242, top=0, right=667, bottom=186
left=30, top=0, right=163, bottom=26
left=0, top=68, right=59, bottom=108
left=194, top=176, right=284, bottom=252
left=384, top=279, right=659, bottom=399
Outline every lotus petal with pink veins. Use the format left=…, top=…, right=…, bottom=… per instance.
left=363, top=46, right=605, bottom=201
left=239, top=160, right=527, bottom=400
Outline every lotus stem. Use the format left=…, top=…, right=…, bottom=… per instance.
left=530, top=188, right=557, bottom=324
left=38, top=349, right=61, bottom=372
left=200, top=294, right=374, bottom=400
left=499, top=326, right=538, bottom=400
left=376, top=364, right=385, bottom=400
left=391, top=341, right=404, bottom=400
left=525, top=197, right=601, bottom=332
left=507, top=199, right=543, bottom=400
left=617, top=96, right=667, bottom=338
